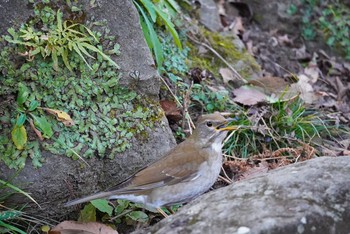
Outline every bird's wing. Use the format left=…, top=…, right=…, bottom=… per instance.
left=108, top=141, right=207, bottom=193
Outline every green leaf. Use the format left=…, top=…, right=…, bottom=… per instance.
left=153, top=5, right=182, bottom=49
left=77, top=42, right=96, bottom=59
left=139, top=0, right=157, bottom=22
left=16, top=114, right=26, bottom=127
left=16, top=83, right=30, bottom=106
left=90, top=199, right=113, bottom=216
left=0, top=220, right=26, bottom=234
left=134, top=0, right=164, bottom=67
left=78, top=203, right=96, bottom=222
left=59, top=47, right=72, bottom=71
left=52, top=50, right=59, bottom=71
left=57, top=10, right=63, bottom=32
left=126, top=211, right=149, bottom=223
left=0, top=179, right=41, bottom=208
left=113, top=43, right=121, bottom=55
left=80, top=42, right=119, bottom=69
left=28, top=100, right=39, bottom=111
left=11, top=125, right=27, bottom=150
left=166, top=0, right=181, bottom=12
left=71, top=42, right=93, bottom=70
left=30, top=114, right=53, bottom=139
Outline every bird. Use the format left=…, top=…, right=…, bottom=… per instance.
left=64, top=112, right=237, bottom=216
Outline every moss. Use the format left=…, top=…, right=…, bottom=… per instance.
left=0, top=2, right=161, bottom=169
left=188, top=27, right=261, bottom=80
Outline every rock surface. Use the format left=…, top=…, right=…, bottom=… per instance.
left=0, top=0, right=176, bottom=219
left=136, top=156, right=350, bottom=234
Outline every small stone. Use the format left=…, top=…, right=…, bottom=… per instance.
left=237, top=226, right=250, bottom=234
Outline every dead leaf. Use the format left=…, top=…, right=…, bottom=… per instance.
left=278, top=34, right=293, bottom=46
left=50, top=221, right=118, bottom=234
left=219, top=68, right=235, bottom=84
left=231, top=16, right=245, bottom=36
left=248, top=76, right=290, bottom=95
left=29, top=119, right=44, bottom=141
left=289, top=74, right=317, bottom=104
left=233, top=86, right=267, bottom=105
left=160, top=100, right=182, bottom=122
left=42, top=107, right=75, bottom=126
left=304, top=63, right=319, bottom=84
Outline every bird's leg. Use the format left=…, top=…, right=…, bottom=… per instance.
left=157, top=208, right=169, bottom=218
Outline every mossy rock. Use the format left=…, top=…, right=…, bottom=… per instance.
left=0, top=0, right=175, bottom=219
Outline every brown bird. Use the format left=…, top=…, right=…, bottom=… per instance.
left=65, top=112, right=237, bottom=216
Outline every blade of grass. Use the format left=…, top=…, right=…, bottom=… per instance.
left=0, top=179, right=41, bottom=208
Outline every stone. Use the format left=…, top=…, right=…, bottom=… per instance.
left=136, top=156, right=350, bottom=234
left=0, top=0, right=176, bottom=219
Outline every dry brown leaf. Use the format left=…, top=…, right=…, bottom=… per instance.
left=29, top=119, right=44, bottom=141
left=277, top=34, right=293, bottom=46
left=231, top=16, right=245, bottom=35
left=248, top=76, right=290, bottom=94
left=289, top=74, right=317, bottom=104
left=42, top=107, right=75, bottom=126
left=304, top=65, right=319, bottom=84
left=219, top=68, right=234, bottom=84
left=160, top=100, right=182, bottom=122
left=233, top=86, right=266, bottom=105
left=50, top=221, right=118, bottom=234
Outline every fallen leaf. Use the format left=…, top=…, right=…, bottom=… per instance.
left=11, top=125, right=27, bottom=150
left=29, top=119, right=44, bottom=141
left=51, top=221, right=118, bottom=234
left=160, top=100, right=182, bottom=122
left=278, top=34, right=293, bottom=46
left=231, top=16, right=245, bottom=36
left=42, top=107, right=75, bottom=126
left=289, top=74, right=317, bottom=104
left=233, top=86, right=267, bottom=105
left=304, top=65, right=319, bottom=84
left=248, top=76, right=290, bottom=95
left=219, top=68, right=235, bottom=84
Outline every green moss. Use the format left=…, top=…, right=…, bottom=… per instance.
left=189, top=27, right=261, bottom=80
left=0, top=2, right=161, bottom=169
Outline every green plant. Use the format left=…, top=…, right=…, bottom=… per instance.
left=4, top=9, right=118, bottom=71
left=0, top=179, right=40, bottom=234
left=133, top=0, right=182, bottom=68
left=223, top=97, right=332, bottom=158
left=298, top=0, right=350, bottom=59
left=318, top=4, right=350, bottom=59
left=0, top=2, right=162, bottom=170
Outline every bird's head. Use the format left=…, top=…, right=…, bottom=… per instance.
left=191, top=112, right=237, bottom=147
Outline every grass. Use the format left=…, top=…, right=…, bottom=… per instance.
left=223, top=97, right=335, bottom=159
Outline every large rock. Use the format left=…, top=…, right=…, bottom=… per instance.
left=0, top=0, right=176, bottom=219
left=137, top=156, right=350, bottom=234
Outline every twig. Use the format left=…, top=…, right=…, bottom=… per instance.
left=218, top=175, right=232, bottom=185
left=221, top=165, right=233, bottom=184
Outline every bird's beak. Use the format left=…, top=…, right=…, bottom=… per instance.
left=216, top=119, right=238, bottom=131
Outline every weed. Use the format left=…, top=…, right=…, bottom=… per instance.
left=223, top=97, right=333, bottom=158
left=297, top=0, right=350, bottom=59
left=4, top=10, right=118, bottom=71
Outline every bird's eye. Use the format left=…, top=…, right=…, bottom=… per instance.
left=206, top=121, right=213, bottom=127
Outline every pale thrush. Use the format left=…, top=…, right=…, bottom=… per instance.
left=65, top=112, right=236, bottom=215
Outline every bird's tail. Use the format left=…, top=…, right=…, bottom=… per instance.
left=64, top=191, right=116, bottom=207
